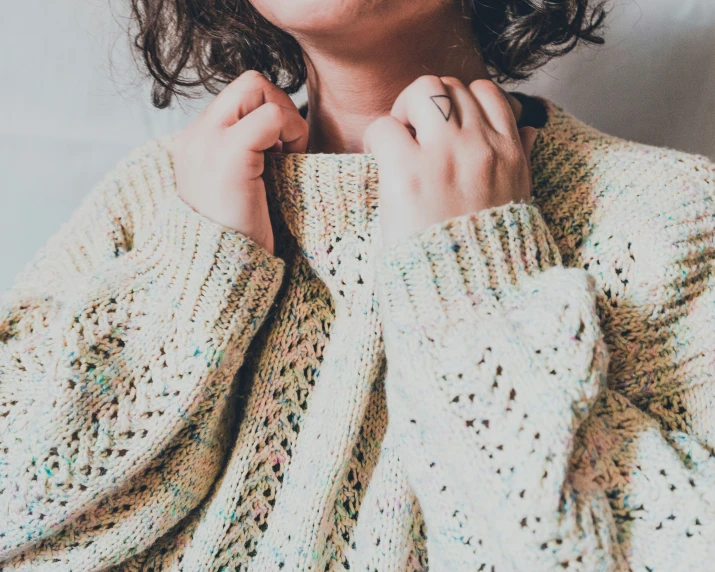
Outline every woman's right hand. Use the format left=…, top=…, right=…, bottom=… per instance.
left=173, top=70, right=309, bottom=255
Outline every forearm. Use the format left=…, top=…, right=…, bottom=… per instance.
left=0, top=193, right=285, bottom=560
left=377, top=203, right=621, bottom=569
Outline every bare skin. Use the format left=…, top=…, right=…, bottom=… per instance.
left=171, top=0, right=534, bottom=254
left=254, top=0, right=523, bottom=154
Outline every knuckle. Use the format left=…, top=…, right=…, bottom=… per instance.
left=261, top=101, right=283, bottom=120
left=364, top=115, right=390, bottom=137
left=374, top=115, right=396, bottom=129
left=440, top=75, right=463, bottom=88
left=469, top=78, right=499, bottom=95
left=478, top=144, right=498, bottom=165
left=413, top=74, right=442, bottom=90
left=262, top=100, right=281, bottom=113
left=239, top=69, right=267, bottom=85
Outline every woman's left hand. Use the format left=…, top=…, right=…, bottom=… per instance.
left=363, top=76, right=539, bottom=247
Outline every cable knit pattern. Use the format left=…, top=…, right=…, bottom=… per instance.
left=1, top=98, right=714, bottom=571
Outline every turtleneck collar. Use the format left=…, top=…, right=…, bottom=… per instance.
left=159, top=96, right=603, bottom=288
left=262, top=97, right=592, bottom=256
left=156, top=96, right=606, bottom=311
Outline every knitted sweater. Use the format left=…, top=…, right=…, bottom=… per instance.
left=1, top=98, right=715, bottom=572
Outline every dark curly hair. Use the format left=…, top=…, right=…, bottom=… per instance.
left=129, top=0, right=609, bottom=109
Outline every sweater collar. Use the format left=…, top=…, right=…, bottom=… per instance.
left=158, top=97, right=601, bottom=286
left=262, top=97, right=594, bottom=259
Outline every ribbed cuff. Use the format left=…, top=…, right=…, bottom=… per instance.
left=377, top=202, right=561, bottom=328
left=125, top=193, right=286, bottom=343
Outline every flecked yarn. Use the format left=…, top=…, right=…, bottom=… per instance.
left=1, top=99, right=715, bottom=571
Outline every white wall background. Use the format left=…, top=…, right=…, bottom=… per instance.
left=1, top=0, right=713, bottom=291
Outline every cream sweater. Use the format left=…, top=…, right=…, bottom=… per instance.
left=1, top=98, right=715, bottom=571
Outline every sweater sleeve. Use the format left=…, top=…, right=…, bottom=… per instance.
left=5, top=139, right=172, bottom=301
left=0, top=146, right=285, bottom=561
left=376, top=202, right=715, bottom=570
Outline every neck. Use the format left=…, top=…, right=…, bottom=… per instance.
left=296, top=3, right=518, bottom=154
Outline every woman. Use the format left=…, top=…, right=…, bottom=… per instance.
left=1, top=0, right=714, bottom=569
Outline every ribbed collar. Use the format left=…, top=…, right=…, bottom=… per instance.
left=262, top=97, right=600, bottom=260
left=157, top=97, right=604, bottom=281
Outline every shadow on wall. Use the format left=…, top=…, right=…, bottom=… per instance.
left=518, top=0, right=715, bottom=160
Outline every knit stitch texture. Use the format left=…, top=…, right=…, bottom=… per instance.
left=1, top=98, right=715, bottom=571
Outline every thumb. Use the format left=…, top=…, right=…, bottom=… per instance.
left=518, top=126, right=539, bottom=161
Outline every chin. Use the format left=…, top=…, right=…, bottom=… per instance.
left=251, top=0, right=444, bottom=36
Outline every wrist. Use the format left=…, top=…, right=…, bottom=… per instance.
left=377, top=202, right=562, bottom=327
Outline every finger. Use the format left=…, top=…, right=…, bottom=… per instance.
left=468, top=79, right=520, bottom=138
left=504, top=92, right=523, bottom=126
left=363, top=115, right=418, bottom=163
left=208, top=70, right=300, bottom=128
left=229, top=102, right=309, bottom=153
left=519, top=126, right=539, bottom=161
left=438, top=76, right=489, bottom=131
left=390, top=75, right=460, bottom=145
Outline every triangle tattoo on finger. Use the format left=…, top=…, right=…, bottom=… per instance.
left=430, top=95, right=454, bottom=121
